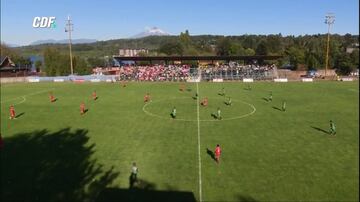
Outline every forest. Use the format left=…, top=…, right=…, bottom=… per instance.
left=1, top=31, right=358, bottom=76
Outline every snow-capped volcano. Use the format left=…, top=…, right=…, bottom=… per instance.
left=131, top=27, right=170, bottom=38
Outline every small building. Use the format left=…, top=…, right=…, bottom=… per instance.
left=118, top=48, right=149, bottom=57
left=0, top=56, right=30, bottom=77
left=346, top=43, right=359, bottom=54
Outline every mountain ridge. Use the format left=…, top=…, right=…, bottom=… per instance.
left=30, top=38, right=97, bottom=45
left=131, top=27, right=171, bottom=38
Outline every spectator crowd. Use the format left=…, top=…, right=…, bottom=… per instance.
left=118, top=64, right=191, bottom=81
left=200, top=64, right=276, bottom=80
left=93, top=63, right=276, bottom=81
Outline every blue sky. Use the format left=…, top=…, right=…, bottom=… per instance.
left=1, top=0, right=359, bottom=45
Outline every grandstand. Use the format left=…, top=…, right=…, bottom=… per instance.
left=106, top=64, right=276, bottom=82
left=200, top=64, right=276, bottom=81
left=98, top=55, right=281, bottom=82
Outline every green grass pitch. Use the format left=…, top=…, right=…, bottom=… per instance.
left=1, top=81, right=359, bottom=202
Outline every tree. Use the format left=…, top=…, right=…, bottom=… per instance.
left=44, top=48, right=91, bottom=76
left=243, top=48, right=255, bottom=56
left=242, top=36, right=257, bottom=49
left=184, top=47, right=199, bottom=56
left=328, top=39, right=342, bottom=68
left=159, top=41, right=184, bottom=56
left=87, top=57, right=105, bottom=67
left=305, top=53, right=319, bottom=70
left=343, top=33, right=355, bottom=48
left=229, top=43, right=244, bottom=55
left=179, top=30, right=191, bottom=47
left=350, top=49, right=359, bottom=68
left=335, top=53, right=355, bottom=75
left=35, top=60, right=42, bottom=72
left=255, top=40, right=269, bottom=55
left=6, top=34, right=360, bottom=71
left=266, top=34, right=282, bottom=54
left=216, top=37, right=232, bottom=56
left=44, top=47, right=70, bottom=76
left=73, top=56, right=91, bottom=75
left=0, top=43, right=18, bottom=58
left=285, top=47, right=305, bottom=70
left=255, top=40, right=269, bottom=64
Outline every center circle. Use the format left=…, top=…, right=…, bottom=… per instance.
left=143, top=97, right=256, bottom=122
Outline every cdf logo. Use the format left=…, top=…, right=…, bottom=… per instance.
left=33, top=17, right=56, bottom=28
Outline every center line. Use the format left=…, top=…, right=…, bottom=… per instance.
left=196, top=81, right=202, bottom=202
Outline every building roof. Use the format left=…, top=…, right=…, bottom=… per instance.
left=113, top=55, right=282, bottom=62
left=0, top=56, right=15, bottom=68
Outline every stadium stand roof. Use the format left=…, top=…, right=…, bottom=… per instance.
left=113, top=55, right=282, bottom=62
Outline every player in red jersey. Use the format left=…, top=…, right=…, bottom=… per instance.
left=92, top=90, right=97, bottom=100
left=144, top=93, right=151, bottom=103
left=49, top=92, right=56, bottom=103
left=214, top=144, right=221, bottom=164
left=80, top=102, right=86, bottom=115
left=201, top=97, right=208, bottom=107
left=9, top=105, right=16, bottom=119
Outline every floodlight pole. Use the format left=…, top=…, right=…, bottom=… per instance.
left=66, top=15, right=74, bottom=75
left=324, top=13, right=335, bottom=77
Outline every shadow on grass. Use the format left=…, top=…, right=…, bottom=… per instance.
left=96, top=179, right=196, bottom=202
left=272, top=106, right=283, bottom=111
left=15, top=112, right=25, bottom=118
left=51, top=98, right=58, bottom=103
left=2, top=128, right=198, bottom=202
left=237, top=194, right=258, bottom=202
left=129, top=173, right=136, bottom=189
left=206, top=148, right=216, bottom=162
left=262, top=97, right=269, bottom=102
left=311, top=126, right=329, bottom=135
left=1, top=128, right=119, bottom=202
left=96, top=173, right=196, bottom=202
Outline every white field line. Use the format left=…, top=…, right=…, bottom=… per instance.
left=196, top=82, right=202, bottom=202
left=1, top=89, right=54, bottom=104
left=142, top=97, right=256, bottom=122
left=14, top=96, right=26, bottom=106
left=348, top=88, right=359, bottom=93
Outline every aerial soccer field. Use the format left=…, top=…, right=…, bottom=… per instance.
left=1, top=81, right=359, bottom=202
